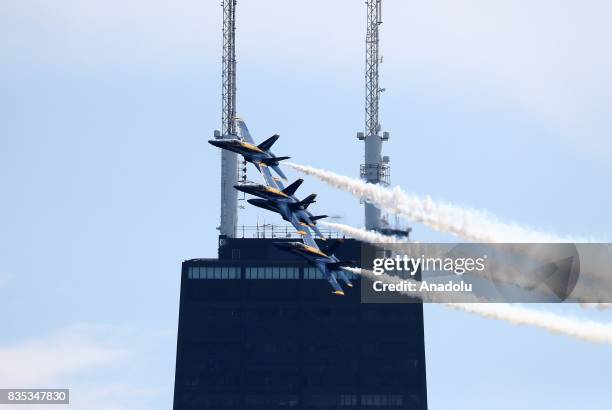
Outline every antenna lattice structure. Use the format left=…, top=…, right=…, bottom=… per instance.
left=221, top=0, right=237, bottom=137
left=215, top=0, right=239, bottom=237
left=365, top=0, right=382, bottom=140
left=358, top=0, right=390, bottom=230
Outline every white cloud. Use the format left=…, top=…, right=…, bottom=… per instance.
left=0, top=324, right=126, bottom=386
left=0, top=324, right=169, bottom=410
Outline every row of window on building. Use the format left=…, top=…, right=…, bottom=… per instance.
left=302, top=393, right=405, bottom=407
left=305, top=267, right=358, bottom=280
left=304, top=267, right=325, bottom=280
left=245, top=266, right=299, bottom=280
left=185, top=393, right=405, bottom=407
left=188, top=266, right=301, bottom=280
left=187, top=266, right=358, bottom=281
left=188, top=266, right=240, bottom=280
left=360, top=394, right=404, bottom=407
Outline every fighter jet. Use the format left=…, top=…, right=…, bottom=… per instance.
left=247, top=194, right=328, bottom=237
left=234, top=118, right=293, bottom=188
left=234, top=178, right=302, bottom=202
left=236, top=179, right=326, bottom=238
left=208, top=134, right=289, bottom=180
left=273, top=239, right=355, bottom=295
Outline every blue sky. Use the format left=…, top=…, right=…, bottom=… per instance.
left=1, top=1, right=611, bottom=409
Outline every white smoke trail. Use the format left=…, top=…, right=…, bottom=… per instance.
left=345, top=267, right=612, bottom=344
left=445, top=303, right=612, bottom=344
left=581, top=303, right=612, bottom=310
left=300, top=163, right=606, bottom=306
left=321, top=221, right=408, bottom=244
left=287, top=162, right=582, bottom=243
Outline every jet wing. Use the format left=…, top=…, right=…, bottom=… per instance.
left=302, top=232, right=318, bottom=249
left=236, top=118, right=255, bottom=144
left=236, top=118, right=288, bottom=181
left=327, top=273, right=345, bottom=295
left=257, top=160, right=288, bottom=192
left=260, top=166, right=281, bottom=188
left=310, top=223, right=325, bottom=239
left=315, top=261, right=344, bottom=295
left=289, top=213, right=314, bottom=242
left=271, top=164, right=288, bottom=181
left=335, top=268, right=354, bottom=288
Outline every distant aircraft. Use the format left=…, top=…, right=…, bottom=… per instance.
left=273, top=238, right=354, bottom=295
left=236, top=179, right=327, bottom=238
left=209, top=131, right=289, bottom=180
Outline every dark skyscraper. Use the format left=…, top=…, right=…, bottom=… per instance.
left=173, top=236, right=427, bottom=409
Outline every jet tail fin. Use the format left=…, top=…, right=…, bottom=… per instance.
left=282, top=178, right=303, bottom=196
left=257, top=134, right=280, bottom=151
left=290, top=193, right=316, bottom=209
left=310, top=214, right=327, bottom=221
left=302, top=193, right=317, bottom=206
left=260, top=156, right=290, bottom=166
left=236, top=118, right=255, bottom=143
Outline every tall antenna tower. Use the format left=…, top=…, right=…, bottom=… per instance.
left=221, top=0, right=237, bottom=138
left=214, top=0, right=239, bottom=237
left=357, top=0, right=390, bottom=230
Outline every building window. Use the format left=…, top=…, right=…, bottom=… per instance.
left=304, top=267, right=324, bottom=280
left=188, top=266, right=240, bottom=279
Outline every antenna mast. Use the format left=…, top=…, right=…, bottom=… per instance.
left=221, top=0, right=237, bottom=137
left=358, top=0, right=390, bottom=230
left=215, top=0, right=239, bottom=237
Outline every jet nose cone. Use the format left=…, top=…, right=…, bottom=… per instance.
left=234, top=184, right=254, bottom=194
left=247, top=198, right=265, bottom=206
left=208, top=139, right=225, bottom=148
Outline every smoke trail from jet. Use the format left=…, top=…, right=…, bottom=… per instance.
left=443, top=303, right=612, bottom=344
left=295, top=163, right=606, bottom=306
left=581, top=303, right=612, bottom=310
left=344, top=267, right=612, bottom=344
left=321, top=221, right=408, bottom=244
left=287, top=162, right=582, bottom=243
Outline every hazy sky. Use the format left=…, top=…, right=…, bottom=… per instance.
left=1, top=1, right=611, bottom=409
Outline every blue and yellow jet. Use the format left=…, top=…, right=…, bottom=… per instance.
left=273, top=238, right=354, bottom=295
left=236, top=179, right=327, bottom=238
left=208, top=134, right=289, bottom=180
